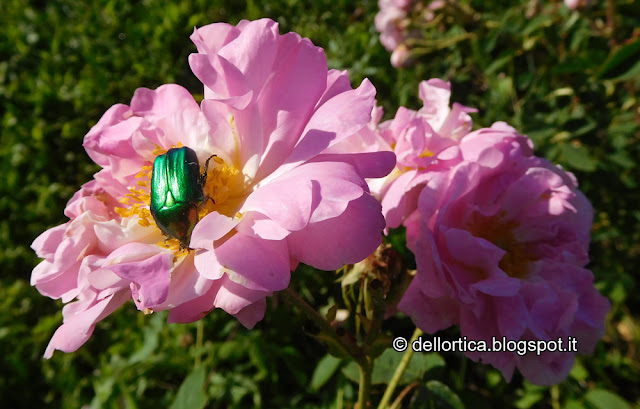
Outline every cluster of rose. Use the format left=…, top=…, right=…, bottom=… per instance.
left=31, top=18, right=609, bottom=387
left=376, top=0, right=595, bottom=67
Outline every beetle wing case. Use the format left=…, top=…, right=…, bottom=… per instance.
left=150, top=147, right=206, bottom=248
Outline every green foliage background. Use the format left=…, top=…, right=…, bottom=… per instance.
left=1, top=0, right=638, bottom=408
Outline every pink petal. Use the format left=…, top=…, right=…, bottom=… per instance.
left=316, top=69, right=352, bottom=109
left=254, top=33, right=328, bottom=180
left=190, top=23, right=240, bottom=55
left=382, top=170, right=431, bottom=228
left=213, top=233, right=291, bottom=292
left=312, top=151, right=397, bottom=179
left=31, top=260, right=80, bottom=301
left=105, top=245, right=174, bottom=309
left=417, top=79, right=452, bottom=131
left=44, top=289, right=130, bottom=358
left=166, top=274, right=269, bottom=323
left=190, top=211, right=241, bottom=250
left=166, top=278, right=224, bottom=323
left=188, top=53, right=253, bottom=110
left=233, top=299, right=267, bottom=328
left=265, top=79, right=376, bottom=182
left=235, top=212, right=291, bottom=240
left=241, top=176, right=313, bottom=231
left=288, top=194, right=384, bottom=270
left=193, top=246, right=224, bottom=280
left=154, top=254, right=214, bottom=310
left=31, top=224, right=67, bottom=259
left=83, top=104, right=132, bottom=167
left=398, top=284, right=459, bottom=333
left=218, top=19, right=280, bottom=96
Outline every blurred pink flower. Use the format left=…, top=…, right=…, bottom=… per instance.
left=31, top=18, right=394, bottom=358
left=375, top=0, right=446, bottom=67
left=398, top=122, right=610, bottom=385
left=390, top=44, right=412, bottom=68
left=373, top=79, right=476, bottom=229
left=564, top=0, right=593, bottom=10
left=375, top=0, right=413, bottom=52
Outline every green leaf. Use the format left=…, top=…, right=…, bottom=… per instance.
left=584, top=389, right=631, bottom=409
left=559, top=144, right=597, bottom=172
left=516, top=391, right=544, bottom=409
left=128, top=313, right=161, bottom=365
left=564, top=400, right=586, bottom=409
left=341, top=361, right=359, bottom=383
left=408, top=381, right=465, bottom=409
left=609, top=59, right=640, bottom=83
left=608, top=151, right=635, bottom=170
left=596, top=39, right=640, bottom=79
left=425, top=381, right=464, bottom=409
left=310, top=332, right=352, bottom=359
left=522, top=15, right=553, bottom=36
left=484, top=53, right=513, bottom=76
left=311, top=354, right=342, bottom=391
left=368, top=334, right=394, bottom=359
left=342, top=349, right=445, bottom=385
left=569, top=359, right=589, bottom=381
left=169, top=367, right=207, bottom=409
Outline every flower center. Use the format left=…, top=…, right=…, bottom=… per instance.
left=467, top=211, right=536, bottom=279
left=199, top=155, right=247, bottom=219
left=419, top=149, right=434, bottom=158
left=114, top=143, right=246, bottom=255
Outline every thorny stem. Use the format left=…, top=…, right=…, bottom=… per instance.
left=377, top=327, right=424, bottom=409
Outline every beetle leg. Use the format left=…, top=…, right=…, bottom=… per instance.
left=201, top=154, right=217, bottom=187
left=199, top=195, right=215, bottom=210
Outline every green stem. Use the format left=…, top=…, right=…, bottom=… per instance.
left=551, top=384, right=560, bottom=409
left=280, top=288, right=366, bottom=367
left=364, top=280, right=386, bottom=346
left=195, top=319, right=204, bottom=368
left=377, top=328, right=424, bottom=409
left=358, top=357, right=372, bottom=409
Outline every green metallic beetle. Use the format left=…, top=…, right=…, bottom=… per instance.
left=150, top=146, right=215, bottom=249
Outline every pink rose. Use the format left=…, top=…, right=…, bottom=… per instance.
left=398, top=122, right=609, bottom=385
left=32, top=18, right=395, bottom=357
left=374, top=79, right=476, bottom=229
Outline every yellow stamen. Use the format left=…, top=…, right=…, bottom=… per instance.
left=199, top=155, right=247, bottom=219
left=467, top=211, right=536, bottom=279
left=115, top=141, right=247, bottom=257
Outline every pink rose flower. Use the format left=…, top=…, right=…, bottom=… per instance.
left=375, top=0, right=447, bottom=66
left=31, top=18, right=395, bottom=358
left=375, top=0, right=412, bottom=52
left=398, top=122, right=610, bottom=385
left=373, top=79, right=476, bottom=229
